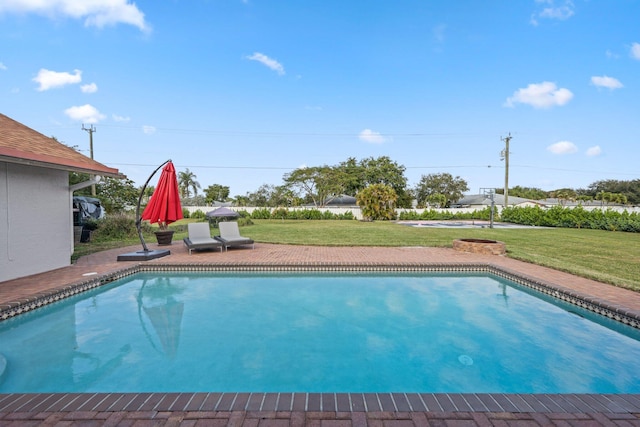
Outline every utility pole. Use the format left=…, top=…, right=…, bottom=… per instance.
left=82, top=124, right=97, bottom=196
left=500, top=133, right=512, bottom=208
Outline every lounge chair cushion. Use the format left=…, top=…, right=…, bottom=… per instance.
left=215, top=222, right=254, bottom=250
left=183, top=223, right=223, bottom=254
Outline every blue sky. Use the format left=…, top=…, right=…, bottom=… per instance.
left=1, top=0, right=639, bottom=198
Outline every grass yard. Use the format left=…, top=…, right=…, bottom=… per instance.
left=244, top=220, right=640, bottom=290
left=76, top=219, right=640, bottom=292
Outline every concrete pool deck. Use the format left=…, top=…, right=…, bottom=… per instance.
left=1, top=242, right=639, bottom=426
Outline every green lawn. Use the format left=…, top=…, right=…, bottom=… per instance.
left=77, top=219, right=640, bottom=292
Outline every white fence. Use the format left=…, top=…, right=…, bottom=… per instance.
left=183, top=205, right=639, bottom=221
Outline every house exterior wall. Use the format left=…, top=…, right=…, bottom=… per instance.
left=0, top=162, right=72, bottom=282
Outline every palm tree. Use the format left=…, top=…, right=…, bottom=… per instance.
left=178, top=168, right=201, bottom=198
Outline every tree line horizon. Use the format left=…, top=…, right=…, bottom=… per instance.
left=71, top=155, right=639, bottom=214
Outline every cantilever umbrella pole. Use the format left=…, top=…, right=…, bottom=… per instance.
left=135, top=159, right=171, bottom=252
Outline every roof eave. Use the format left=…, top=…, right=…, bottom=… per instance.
left=0, top=154, right=122, bottom=179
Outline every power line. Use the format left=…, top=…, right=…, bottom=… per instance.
left=104, top=162, right=638, bottom=178
left=512, top=164, right=639, bottom=176
left=55, top=123, right=504, bottom=138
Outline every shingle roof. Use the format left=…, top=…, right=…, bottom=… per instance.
left=0, top=113, right=121, bottom=177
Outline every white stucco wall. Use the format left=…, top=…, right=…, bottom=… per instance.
left=183, top=204, right=640, bottom=221
left=0, top=162, right=72, bottom=282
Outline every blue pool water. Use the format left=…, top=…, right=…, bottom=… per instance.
left=1, top=272, right=639, bottom=393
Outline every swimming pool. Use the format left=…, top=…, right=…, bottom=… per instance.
left=1, top=270, right=639, bottom=394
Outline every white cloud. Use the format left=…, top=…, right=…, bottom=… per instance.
left=0, top=62, right=7, bottom=70
left=586, top=146, right=602, bottom=157
left=358, top=129, right=387, bottom=144
left=504, top=81, right=573, bottom=109
left=64, top=104, right=105, bottom=123
left=33, top=68, right=82, bottom=91
left=142, top=125, right=156, bottom=134
left=81, top=82, right=98, bottom=93
left=432, top=24, right=446, bottom=44
left=547, top=141, right=578, bottom=155
left=531, top=0, right=575, bottom=25
left=591, top=75, right=623, bottom=90
left=246, top=52, right=285, bottom=75
left=605, top=50, right=620, bottom=59
left=112, top=114, right=130, bottom=122
left=631, top=42, right=640, bottom=60
left=0, top=0, right=149, bottom=32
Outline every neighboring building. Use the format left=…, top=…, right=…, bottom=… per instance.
left=326, top=194, right=358, bottom=206
left=455, top=194, right=631, bottom=210
left=452, top=194, right=543, bottom=208
left=0, top=113, right=121, bottom=282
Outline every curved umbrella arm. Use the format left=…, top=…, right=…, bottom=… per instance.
left=135, top=159, right=171, bottom=252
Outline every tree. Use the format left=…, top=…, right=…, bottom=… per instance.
left=283, top=166, right=346, bottom=207
left=337, top=156, right=411, bottom=208
left=356, top=183, right=398, bottom=221
left=551, top=188, right=577, bottom=206
left=178, top=168, right=200, bottom=198
left=204, top=184, right=230, bottom=204
left=496, top=186, right=548, bottom=200
left=270, top=185, right=300, bottom=207
left=69, top=171, right=91, bottom=191
left=587, top=179, right=640, bottom=206
left=426, top=193, right=447, bottom=208
left=576, top=195, right=593, bottom=205
left=70, top=171, right=138, bottom=213
left=336, top=157, right=363, bottom=196
left=415, top=173, right=469, bottom=208
left=233, top=194, right=250, bottom=206
left=595, top=191, right=611, bottom=206
left=244, top=184, right=273, bottom=206
left=96, top=177, right=139, bottom=213
left=594, top=191, right=628, bottom=206
left=143, top=185, right=155, bottom=203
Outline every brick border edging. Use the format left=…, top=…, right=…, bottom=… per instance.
left=1, top=392, right=640, bottom=414
left=452, top=238, right=507, bottom=256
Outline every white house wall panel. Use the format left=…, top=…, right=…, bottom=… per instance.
left=1, top=162, right=72, bottom=282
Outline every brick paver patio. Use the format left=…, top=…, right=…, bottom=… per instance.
left=1, top=242, right=639, bottom=426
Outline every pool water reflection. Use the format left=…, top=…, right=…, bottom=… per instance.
left=1, top=272, right=639, bottom=393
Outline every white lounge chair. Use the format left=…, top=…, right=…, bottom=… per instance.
left=183, top=223, right=223, bottom=254
left=215, top=221, right=254, bottom=250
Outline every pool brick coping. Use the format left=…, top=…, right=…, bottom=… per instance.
left=1, top=391, right=640, bottom=415
left=1, top=262, right=640, bottom=420
left=2, top=262, right=639, bottom=329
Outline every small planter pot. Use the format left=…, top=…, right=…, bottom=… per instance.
left=154, top=230, right=175, bottom=245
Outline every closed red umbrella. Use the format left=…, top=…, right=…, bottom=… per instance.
left=141, top=161, right=183, bottom=229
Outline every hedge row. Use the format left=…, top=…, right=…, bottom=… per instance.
left=186, top=208, right=356, bottom=221
left=501, top=206, right=640, bottom=232
left=241, top=208, right=356, bottom=220
left=190, top=205, right=639, bottom=232
left=398, top=207, right=494, bottom=221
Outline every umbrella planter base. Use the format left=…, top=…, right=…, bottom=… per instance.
left=117, top=249, right=171, bottom=261
left=154, top=230, right=175, bottom=245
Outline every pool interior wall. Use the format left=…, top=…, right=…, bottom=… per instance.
left=1, top=263, right=640, bottom=419
left=2, top=270, right=640, bottom=394
left=2, top=263, right=639, bottom=330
